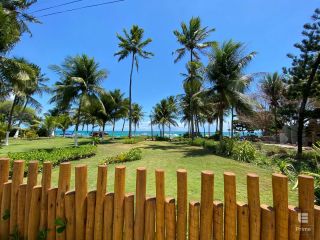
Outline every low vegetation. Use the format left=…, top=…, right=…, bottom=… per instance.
left=8, top=145, right=97, bottom=171
left=102, top=148, right=142, bottom=164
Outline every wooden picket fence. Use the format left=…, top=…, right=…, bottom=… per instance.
left=0, top=158, right=319, bottom=240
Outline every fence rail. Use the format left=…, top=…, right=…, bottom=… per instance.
left=0, top=158, right=318, bottom=240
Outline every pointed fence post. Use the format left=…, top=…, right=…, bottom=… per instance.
left=213, top=201, right=224, bottom=240
left=134, top=167, right=146, bottom=240
left=124, top=193, right=134, bottom=240
left=40, top=162, right=52, bottom=231
left=247, top=173, right=260, bottom=240
left=177, top=169, right=187, bottom=240
left=188, top=201, right=200, bottom=240
left=261, top=205, right=275, bottom=240
left=155, top=169, right=165, bottom=240
left=103, top=193, right=114, bottom=240
left=237, top=202, right=249, bottom=240
left=65, top=191, right=76, bottom=240
left=47, top=187, right=57, bottom=240
left=144, top=197, right=156, bottom=240
left=27, top=186, right=42, bottom=240
left=224, top=172, right=236, bottom=240
left=165, top=197, right=176, bottom=240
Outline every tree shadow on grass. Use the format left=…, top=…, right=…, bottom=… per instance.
left=141, top=142, right=214, bottom=157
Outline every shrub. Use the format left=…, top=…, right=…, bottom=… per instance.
left=203, top=140, right=219, bottom=153
left=8, top=145, right=97, bottom=172
left=189, top=138, right=205, bottom=147
left=217, top=138, right=235, bottom=156
left=232, top=141, right=256, bottom=162
left=25, top=130, right=39, bottom=140
left=103, top=148, right=142, bottom=164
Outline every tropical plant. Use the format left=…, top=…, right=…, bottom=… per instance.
left=55, top=114, right=73, bottom=137
left=261, top=72, right=285, bottom=142
left=114, top=25, right=153, bottom=138
left=206, top=40, right=256, bottom=140
left=0, top=57, right=39, bottom=145
left=152, top=96, right=178, bottom=138
left=50, top=54, right=107, bottom=146
left=42, top=115, right=57, bottom=137
left=173, top=16, right=215, bottom=63
left=131, top=103, right=144, bottom=136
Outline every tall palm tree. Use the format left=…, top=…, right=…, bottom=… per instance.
left=14, top=64, right=48, bottom=138
left=261, top=72, right=285, bottom=142
left=173, top=16, right=215, bottom=63
left=180, top=61, right=203, bottom=139
left=50, top=54, right=107, bottom=146
left=206, top=40, right=257, bottom=140
left=1, top=57, right=38, bottom=145
left=131, top=103, right=144, bottom=136
left=114, top=25, right=153, bottom=138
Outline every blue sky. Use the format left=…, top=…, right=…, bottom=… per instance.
left=8, top=0, right=319, bottom=131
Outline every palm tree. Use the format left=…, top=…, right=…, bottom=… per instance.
left=114, top=25, right=153, bottom=138
left=152, top=97, right=178, bottom=138
left=261, top=72, right=285, bottom=142
left=173, top=16, right=215, bottom=63
left=55, top=114, right=73, bottom=137
left=206, top=40, right=257, bottom=140
left=1, top=57, right=38, bottom=145
left=131, top=103, right=144, bottom=136
left=179, top=61, right=203, bottom=139
left=50, top=54, right=107, bottom=146
left=14, top=64, right=49, bottom=138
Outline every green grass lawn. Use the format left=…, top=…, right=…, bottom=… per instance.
left=0, top=137, right=298, bottom=205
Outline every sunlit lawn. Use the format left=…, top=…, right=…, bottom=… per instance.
left=0, top=137, right=298, bottom=205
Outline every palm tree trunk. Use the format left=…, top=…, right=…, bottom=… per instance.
left=219, top=111, right=224, bottom=140
left=150, top=116, right=154, bottom=140
left=122, top=118, right=126, bottom=132
left=5, top=95, right=18, bottom=146
left=112, top=118, right=116, bottom=140
left=128, top=53, right=135, bottom=138
left=231, top=106, right=234, bottom=138
left=14, top=98, right=29, bottom=139
left=162, top=123, right=165, bottom=138
left=208, top=122, right=211, bottom=137
left=74, top=97, right=83, bottom=146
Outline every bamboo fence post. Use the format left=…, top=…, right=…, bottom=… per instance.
left=165, top=197, right=176, bottom=240
left=65, top=191, right=75, bottom=240
left=0, top=158, right=9, bottom=205
left=188, top=201, right=200, bottom=240
left=124, top=193, right=134, bottom=240
left=24, top=161, right=39, bottom=237
left=56, top=162, right=71, bottom=240
left=134, top=167, right=146, bottom=240
left=272, top=173, right=288, bottom=240
left=113, top=166, right=126, bottom=240
left=155, top=169, right=165, bottom=240
left=103, top=193, right=114, bottom=240
left=315, top=206, right=320, bottom=240
left=200, top=170, right=214, bottom=240
left=261, top=205, right=275, bottom=240
left=237, top=202, right=249, bottom=240
left=247, top=173, right=260, bottom=240
left=224, top=172, right=236, bottom=240
left=298, top=175, right=314, bottom=240
left=27, top=186, right=42, bottom=240
left=288, top=205, right=300, bottom=240
left=144, top=197, right=156, bottom=240
left=17, top=183, right=27, bottom=237
left=213, top=201, right=223, bottom=240
left=75, top=164, right=88, bottom=240
left=0, top=181, right=12, bottom=240
left=86, top=190, right=96, bottom=240
left=94, top=165, right=107, bottom=240
left=40, top=162, right=52, bottom=231
left=47, top=188, right=57, bottom=240
left=10, top=160, right=24, bottom=234
left=177, top=169, right=187, bottom=240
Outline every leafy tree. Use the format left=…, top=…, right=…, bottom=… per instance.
left=42, top=115, right=56, bottom=137
left=55, top=114, right=73, bottom=137
left=50, top=54, right=107, bottom=146
left=152, top=96, right=178, bottom=137
left=206, top=40, right=256, bottom=140
left=284, top=8, right=320, bottom=156
left=261, top=72, right=285, bottom=142
left=114, top=25, right=153, bottom=138
left=173, top=16, right=215, bottom=63
left=0, top=57, right=39, bottom=145
left=131, top=103, right=144, bottom=136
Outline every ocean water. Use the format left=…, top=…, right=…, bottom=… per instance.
left=54, top=130, right=259, bottom=138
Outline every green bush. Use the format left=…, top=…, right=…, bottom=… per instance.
left=189, top=138, right=205, bottom=147
left=232, top=141, right=256, bottom=162
left=103, top=148, right=142, bottom=164
left=8, top=145, right=97, bottom=172
left=217, top=138, right=235, bottom=156
left=203, top=140, right=219, bottom=153
left=25, top=130, right=39, bottom=140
